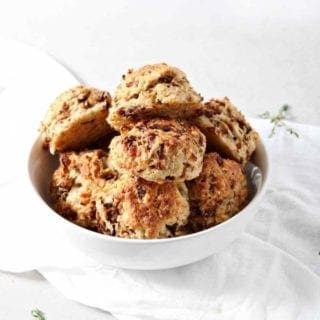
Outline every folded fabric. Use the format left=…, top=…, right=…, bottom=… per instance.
left=41, top=233, right=320, bottom=320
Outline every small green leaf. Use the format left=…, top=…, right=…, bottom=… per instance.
left=258, top=111, right=270, bottom=119
left=281, top=104, right=289, bottom=112
left=258, top=104, right=299, bottom=139
left=31, top=309, right=46, bottom=320
left=287, top=127, right=299, bottom=138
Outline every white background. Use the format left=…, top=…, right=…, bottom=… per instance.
left=0, top=0, right=319, bottom=319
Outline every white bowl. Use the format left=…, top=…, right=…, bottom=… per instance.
left=28, top=137, right=269, bottom=270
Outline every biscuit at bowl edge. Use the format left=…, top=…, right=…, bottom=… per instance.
left=50, top=149, right=117, bottom=230
left=194, top=97, right=259, bottom=165
left=41, top=85, right=113, bottom=154
left=187, top=152, right=248, bottom=232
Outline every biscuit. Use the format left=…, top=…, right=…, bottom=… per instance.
left=187, top=152, right=248, bottom=231
left=50, top=149, right=117, bottom=229
left=108, top=119, right=206, bottom=183
left=107, top=63, right=202, bottom=131
left=96, top=175, right=190, bottom=239
left=41, top=85, right=113, bottom=154
left=194, top=97, right=259, bottom=165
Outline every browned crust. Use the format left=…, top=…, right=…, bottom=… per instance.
left=40, top=85, right=113, bottom=154
left=108, top=63, right=203, bottom=131
left=50, top=149, right=117, bottom=229
left=187, top=152, right=249, bottom=231
left=108, top=118, right=206, bottom=183
left=194, top=97, right=259, bottom=165
left=96, top=176, right=190, bottom=239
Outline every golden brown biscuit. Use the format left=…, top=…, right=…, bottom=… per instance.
left=96, top=175, right=190, bottom=239
left=108, top=119, right=206, bottom=183
left=50, top=149, right=117, bottom=229
left=187, top=152, right=248, bottom=231
left=194, top=97, right=259, bottom=165
left=41, top=85, right=113, bottom=154
left=107, top=63, right=203, bottom=131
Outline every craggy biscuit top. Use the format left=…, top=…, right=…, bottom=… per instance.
left=40, top=85, right=112, bottom=154
left=43, top=86, right=111, bottom=125
left=107, top=63, right=203, bottom=131
left=195, top=97, right=259, bottom=165
left=187, top=152, right=248, bottom=231
left=50, top=149, right=117, bottom=229
left=96, top=175, right=190, bottom=239
left=108, top=118, right=206, bottom=183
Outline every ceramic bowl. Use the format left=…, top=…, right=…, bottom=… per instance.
left=28, top=137, right=269, bottom=270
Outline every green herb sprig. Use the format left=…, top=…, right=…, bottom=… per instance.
left=259, top=104, right=299, bottom=138
left=31, top=309, right=46, bottom=320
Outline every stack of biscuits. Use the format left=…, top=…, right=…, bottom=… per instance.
left=41, top=63, right=259, bottom=239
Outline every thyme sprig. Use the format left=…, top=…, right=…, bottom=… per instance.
left=259, top=104, right=299, bottom=138
left=31, top=309, right=46, bottom=320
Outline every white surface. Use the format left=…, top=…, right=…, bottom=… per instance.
left=0, top=272, right=108, bottom=320
left=0, top=0, right=320, bottom=319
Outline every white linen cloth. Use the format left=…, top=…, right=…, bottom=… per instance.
left=0, top=37, right=320, bottom=319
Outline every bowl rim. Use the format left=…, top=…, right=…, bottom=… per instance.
left=29, top=135, right=270, bottom=245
